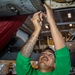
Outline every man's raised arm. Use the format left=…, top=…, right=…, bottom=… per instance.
left=20, top=11, right=43, bottom=57
left=43, top=4, right=65, bottom=50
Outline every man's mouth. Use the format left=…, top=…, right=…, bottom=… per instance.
left=41, top=57, right=48, bottom=61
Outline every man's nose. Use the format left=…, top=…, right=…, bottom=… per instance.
left=44, top=53, right=47, bottom=56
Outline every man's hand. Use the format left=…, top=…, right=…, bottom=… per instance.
left=43, top=4, right=66, bottom=50
left=20, top=11, right=43, bottom=57
left=43, top=4, right=54, bottom=24
left=31, top=11, right=43, bottom=31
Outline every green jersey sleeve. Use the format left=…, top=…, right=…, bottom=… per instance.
left=16, top=52, right=33, bottom=75
left=55, top=46, right=71, bottom=75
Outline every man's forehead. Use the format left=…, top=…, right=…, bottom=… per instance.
left=42, top=50, right=54, bottom=53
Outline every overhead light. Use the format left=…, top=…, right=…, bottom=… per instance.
left=52, top=45, right=54, bottom=48
left=45, top=25, right=49, bottom=29
left=69, top=24, right=72, bottom=27
left=68, top=13, right=71, bottom=18
left=68, top=33, right=70, bottom=36
left=50, top=38, right=52, bottom=39
left=69, top=44, right=72, bottom=46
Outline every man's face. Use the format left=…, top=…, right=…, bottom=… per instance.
left=38, top=50, right=55, bottom=70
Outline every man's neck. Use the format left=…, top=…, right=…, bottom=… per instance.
left=38, top=67, right=53, bottom=73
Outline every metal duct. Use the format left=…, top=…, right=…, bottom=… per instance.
left=0, top=0, right=45, bottom=17
left=53, top=0, right=74, bottom=3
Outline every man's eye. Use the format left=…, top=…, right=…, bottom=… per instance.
left=41, top=53, right=44, bottom=55
left=48, top=54, right=52, bottom=56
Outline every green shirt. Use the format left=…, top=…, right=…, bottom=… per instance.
left=16, top=46, right=71, bottom=75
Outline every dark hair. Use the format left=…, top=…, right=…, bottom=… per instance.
left=42, top=46, right=55, bottom=57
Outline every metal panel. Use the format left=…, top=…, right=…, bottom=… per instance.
left=0, top=0, right=45, bottom=16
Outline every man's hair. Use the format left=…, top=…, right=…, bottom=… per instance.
left=42, top=46, right=55, bottom=57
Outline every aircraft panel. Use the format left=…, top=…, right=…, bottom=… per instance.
left=0, top=0, right=45, bottom=16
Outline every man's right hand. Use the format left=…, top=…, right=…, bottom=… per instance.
left=20, top=12, right=43, bottom=58
left=31, top=11, right=43, bottom=31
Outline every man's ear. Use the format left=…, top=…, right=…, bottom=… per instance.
left=52, top=63, right=56, bottom=70
left=53, top=63, right=56, bottom=68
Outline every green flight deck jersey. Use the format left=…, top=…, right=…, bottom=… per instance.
left=16, top=46, right=71, bottom=75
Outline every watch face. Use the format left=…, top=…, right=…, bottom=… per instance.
left=0, top=0, right=45, bottom=17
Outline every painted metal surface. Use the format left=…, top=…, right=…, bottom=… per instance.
left=0, top=0, right=45, bottom=17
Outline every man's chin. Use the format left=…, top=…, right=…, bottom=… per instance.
left=39, top=63, right=51, bottom=70
left=39, top=62, right=46, bottom=67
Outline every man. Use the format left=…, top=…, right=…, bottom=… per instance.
left=16, top=4, right=71, bottom=75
